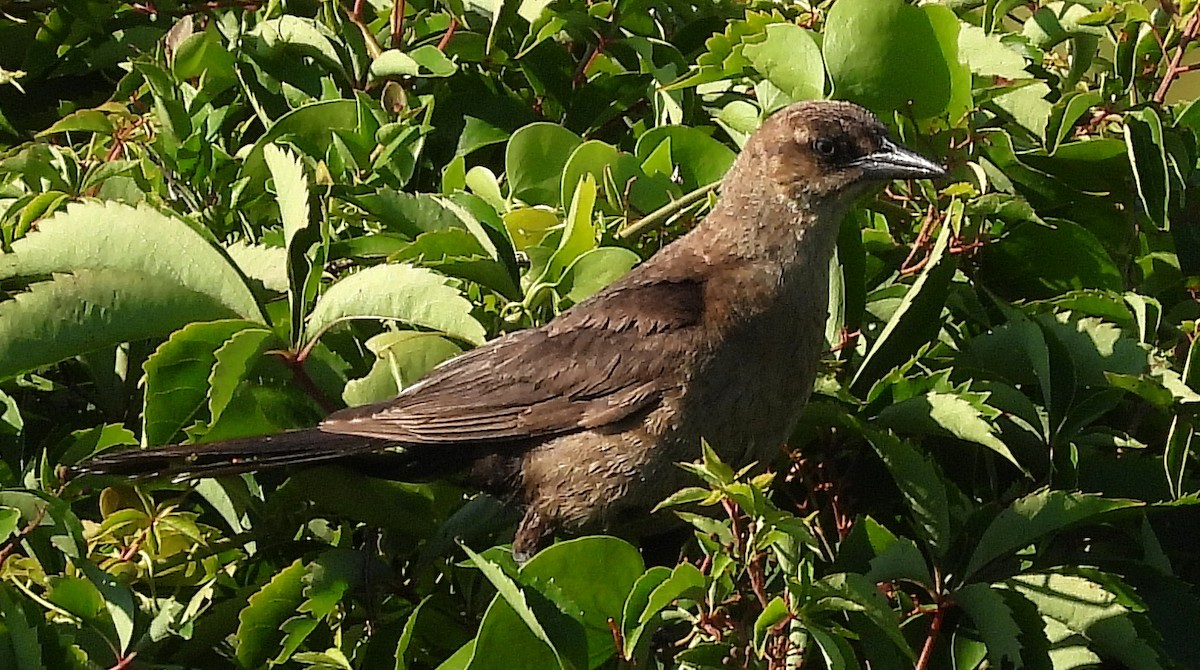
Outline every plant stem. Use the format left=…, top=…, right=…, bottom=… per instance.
left=914, top=602, right=945, bottom=670
left=616, top=181, right=718, bottom=239
left=1153, top=10, right=1200, bottom=104
left=391, top=0, right=406, bottom=48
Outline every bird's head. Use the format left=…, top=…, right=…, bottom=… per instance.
left=742, top=100, right=946, bottom=208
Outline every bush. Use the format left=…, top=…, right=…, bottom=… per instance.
left=0, top=1, right=1198, bottom=668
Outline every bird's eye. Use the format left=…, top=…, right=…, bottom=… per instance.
left=812, top=138, right=838, bottom=158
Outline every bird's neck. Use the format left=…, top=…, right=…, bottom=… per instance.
left=680, top=180, right=847, bottom=281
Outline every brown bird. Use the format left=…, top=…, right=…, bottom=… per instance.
left=76, top=100, right=945, bottom=559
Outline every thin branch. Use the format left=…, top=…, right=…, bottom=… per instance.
left=0, top=505, right=48, bottom=568
left=342, top=1, right=383, bottom=60
left=437, top=18, right=459, bottom=52
left=616, top=181, right=719, bottom=239
left=391, top=0, right=407, bottom=48
left=1153, top=10, right=1200, bottom=104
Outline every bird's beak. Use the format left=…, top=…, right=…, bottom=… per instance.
left=852, top=138, right=946, bottom=181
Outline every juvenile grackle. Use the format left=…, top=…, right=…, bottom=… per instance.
left=76, top=100, right=945, bottom=559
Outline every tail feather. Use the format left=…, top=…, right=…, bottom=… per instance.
left=70, top=429, right=399, bottom=481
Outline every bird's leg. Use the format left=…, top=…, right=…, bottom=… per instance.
left=512, top=506, right=556, bottom=563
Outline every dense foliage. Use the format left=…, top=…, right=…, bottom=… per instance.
left=1, top=0, right=1199, bottom=668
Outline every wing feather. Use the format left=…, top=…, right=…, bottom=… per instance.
left=319, top=278, right=705, bottom=445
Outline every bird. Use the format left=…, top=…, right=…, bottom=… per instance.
left=75, top=100, right=946, bottom=560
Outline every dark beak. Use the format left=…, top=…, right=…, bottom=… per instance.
left=852, top=138, right=946, bottom=181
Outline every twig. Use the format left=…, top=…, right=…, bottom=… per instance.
left=914, top=601, right=945, bottom=670
left=267, top=349, right=339, bottom=413
left=342, top=1, right=383, bottom=60
left=0, top=506, right=48, bottom=568
left=616, top=182, right=719, bottom=239
left=109, top=652, right=138, bottom=670
left=437, top=18, right=459, bottom=51
left=1153, top=10, right=1200, bottom=104
left=391, top=0, right=406, bottom=48
left=899, top=206, right=940, bottom=275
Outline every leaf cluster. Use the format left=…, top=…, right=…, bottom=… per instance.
left=0, top=0, right=1199, bottom=669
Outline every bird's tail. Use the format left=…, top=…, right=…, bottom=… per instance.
left=70, top=429, right=397, bottom=481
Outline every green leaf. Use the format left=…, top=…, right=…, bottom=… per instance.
left=265, top=144, right=310, bottom=250
left=390, top=228, right=520, bottom=299
left=371, top=46, right=458, bottom=79
left=1124, top=107, right=1171, bottom=228
left=46, top=576, right=105, bottom=621
left=76, top=559, right=136, bottom=653
left=752, top=596, right=788, bottom=655
left=241, top=99, right=374, bottom=192
left=226, top=241, right=289, bottom=293
left=1006, top=571, right=1165, bottom=670
left=852, top=201, right=958, bottom=393
left=251, top=16, right=344, bottom=77
left=823, top=0, right=951, bottom=117
left=0, top=269, right=246, bottom=380
left=274, top=466, right=439, bottom=538
left=520, top=536, right=645, bottom=668
left=0, top=201, right=263, bottom=321
left=0, top=585, right=41, bottom=670
left=506, top=123, right=583, bottom=207
left=461, top=543, right=572, bottom=670
left=876, top=391, right=1024, bottom=472
left=956, top=22, right=1029, bottom=78
left=560, top=140, right=620, bottom=210
left=236, top=559, right=307, bottom=669
left=0, top=506, right=18, bottom=542
left=342, top=331, right=462, bottom=407
left=633, top=127, right=736, bottom=190
left=965, top=490, right=1143, bottom=579
left=982, top=219, right=1123, bottom=298
left=305, top=264, right=486, bottom=346
left=861, top=427, right=957, bottom=557
left=540, top=175, right=597, bottom=285
left=743, top=24, right=825, bottom=103
left=142, top=320, right=273, bottom=446
left=952, top=584, right=1042, bottom=669
left=557, top=247, right=639, bottom=305
left=210, top=326, right=278, bottom=423
left=36, top=109, right=115, bottom=137
left=635, top=562, right=704, bottom=626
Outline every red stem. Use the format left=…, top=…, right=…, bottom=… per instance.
left=915, top=601, right=946, bottom=670
left=1153, top=11, right=1200, bottom=104
left=391, top=0, right=406, bottom=47
left=437, top=18, right=459, bottom=51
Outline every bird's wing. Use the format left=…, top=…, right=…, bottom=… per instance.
left=319, top=277, right=706, bottom=445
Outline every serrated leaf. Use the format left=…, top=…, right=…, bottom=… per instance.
left=953, top=583, right=1026, bottom=667
left=876, top=391, right=1024, bottom=471
left=305, top=264, right=485, bottom=346
left=861, top=428, right=957, bottom=557
left=1006, top=571, right=1165, bottom=670
left=0, top=201, right=263, bottom=321
left=142, top=320, right=272, bottom=445
left=0, top=270, right=246, bottom=380
left=210, top=326, right=276, bottom=422
left=236, top=559, right=307, bottom=669
left=965, top=490, right=1142, bottom=579
left=225, top=241, right=289, bottom=293
left=852, top=200, right=958, bottom=393
left=264, top=144, right=310, bottom=250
